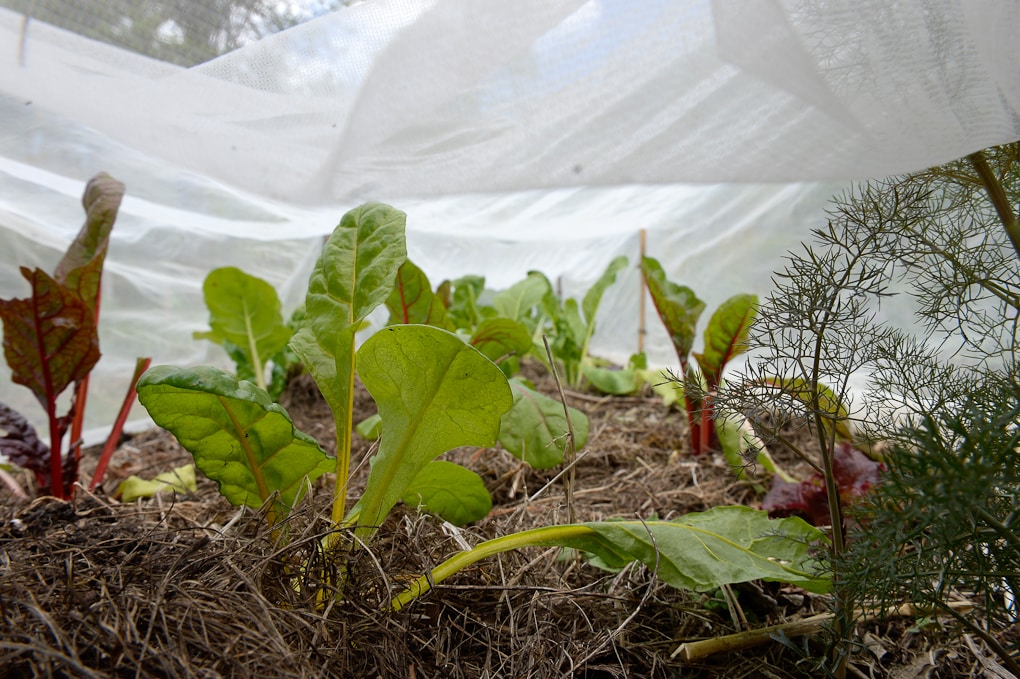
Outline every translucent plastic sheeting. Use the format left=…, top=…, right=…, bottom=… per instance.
left=0, top=110, right=842, bottom=441
left=1, top=1, right=1018, bottom=204
left=2, top=0, right=1019, bottom=443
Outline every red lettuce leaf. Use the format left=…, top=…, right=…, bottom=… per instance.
left=0, top=402, right=76, bottom=495
left=762, top=443, right=884, bottom=526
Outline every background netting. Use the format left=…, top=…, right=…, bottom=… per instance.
left=1, top=0, right=1018, bottom=438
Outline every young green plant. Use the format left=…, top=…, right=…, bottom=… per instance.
left=138, top=204, right=513, bottom=540
left=136, top=202, right=831, bottom=612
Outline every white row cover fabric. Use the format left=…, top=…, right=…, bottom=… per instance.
left=1, top=0, right=1018, bottom=440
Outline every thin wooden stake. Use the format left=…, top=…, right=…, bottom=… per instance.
left=638, top=228, right=647, bottom=353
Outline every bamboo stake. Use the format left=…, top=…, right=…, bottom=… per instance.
left=638, top=229, right=647, bottom=353
left=672, top=600, right=974, bottom=662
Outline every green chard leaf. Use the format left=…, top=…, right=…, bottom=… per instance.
left=448, top=274, right=485, bottom=330
left=499, top=378, right=589, bottom=469
left=470, top=318, right=533, bottom=365
left=493, top=272, right=551, bottom=324
left=576, top=507, right=828, bottom=592
left=195, top=267, right=292, bottom=390
left=401, top=460, right=492, bottom=526
left=392, top=505, right=830, bottom=610
left=350, top=325, right=512, bottom=541
left=288, top=202, right=406, bottom=523
left=290, top=203, right=407, bottom=412
left=136, top=365, right=332, bottom=524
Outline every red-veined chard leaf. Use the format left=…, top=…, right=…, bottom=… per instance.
left=194, top=267, right=292, bottom=391
left=136, top=365, right=332, bottom=525
left=0, top=267, right=100, bottom=411
left=391, top=505, right=830, bottom=609
left=470, top=317, right=532, bottom=364
left=350, top=325, right=512, bottom=542
left=692, top=293, right=757, bottom=389
left=401, top=460, right=492, bottom=526
left=0, top=401, right=60, bottom=491
left=640, top=256, right=705, bottom=369
left=385, top=258, right=455, bottom=330
left=498, top=377, right=589, bottom=469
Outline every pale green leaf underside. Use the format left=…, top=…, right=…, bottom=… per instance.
left=351, top=324, right=513, bottom=538
left=401, top=460, right=492, bottom=526
left=136, top=365, right=332, bottom=513
left=499, top=378, right=589, bottom=469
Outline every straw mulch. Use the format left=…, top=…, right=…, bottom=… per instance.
left=0, top=362, right=1006, bottom=678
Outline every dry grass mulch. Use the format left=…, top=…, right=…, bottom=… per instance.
left=0, top=362, right=1010, bottom=678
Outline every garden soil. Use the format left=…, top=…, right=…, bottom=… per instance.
left=0, top=361, right=1010, bottom=678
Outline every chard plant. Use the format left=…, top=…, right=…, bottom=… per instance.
left=136, top=202, right=830, bottom=610
left=640, top=257, right=757, bottom=456
left=0, top=173, right=148, bottom=499
left=194, top=266, right=300, bottom=400
left=538, top=256, right=629, bottom=387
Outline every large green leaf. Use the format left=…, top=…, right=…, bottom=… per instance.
left=579, top=507, right=827, bottom=592
left=499, top=378, right=589, bottom=469
left=350, top=325, right=513, bottom=541
left=401, top=460, right=492, bottom=526
left=288, top=203, right=406, bottom=522
left=289, top=203, right=406, bottom=417
left=194, top=267, right=292, bottom=389
left=641, top=257, right=705, bottom=367
left=385, top=258, right=455, bottom=330
left=136, top=365, right=332, bottom=524
left=391, top=505, right=830, bottom=609
left=692, top=293, right=757, bottom=388
left=493, top=272, right=551, bottom=323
